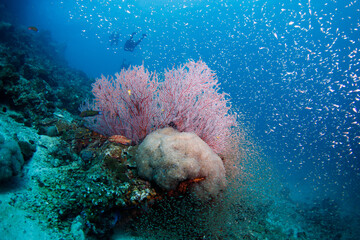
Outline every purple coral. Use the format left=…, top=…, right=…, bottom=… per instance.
left=80, top=60, right=236, bottom=154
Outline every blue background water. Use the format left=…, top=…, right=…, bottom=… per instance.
left=3, top=0, right=360, bottom=214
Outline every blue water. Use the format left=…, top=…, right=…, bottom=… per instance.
left=3, top=0, right=360, bottom=231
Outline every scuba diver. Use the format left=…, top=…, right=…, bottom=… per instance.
left=120, top=59, right=131, bottom=70
left=124, top=32, right=146, bottom=52
left=109, top=31, right=120, bottom=46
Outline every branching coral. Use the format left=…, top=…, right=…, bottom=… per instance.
left=80, top=60, right=236, bottom=154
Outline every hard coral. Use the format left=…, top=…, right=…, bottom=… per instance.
left=0, top=133, right=24, bottom=181
left=135, top=128, right=226, bottom=200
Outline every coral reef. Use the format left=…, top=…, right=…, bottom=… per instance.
left=1, top=111, right=157, bottom=238
left=0, top=20, right=91, bottom=128
left=1, top=14, right=359, bottom=240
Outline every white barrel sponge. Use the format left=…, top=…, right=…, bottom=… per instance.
left=135, top=128, right=226, bottom=199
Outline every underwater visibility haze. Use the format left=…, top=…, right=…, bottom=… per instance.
left=0, top=0, right=360, bottom=239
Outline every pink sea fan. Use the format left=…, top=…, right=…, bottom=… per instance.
left=80, top=60, right=236, bottom=154
left=80, top=65, right=159, bottom=143
left=158, top=60, right=236, bottom=153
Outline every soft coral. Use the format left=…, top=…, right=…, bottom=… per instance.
left=80, top=60, right=236, bottom=154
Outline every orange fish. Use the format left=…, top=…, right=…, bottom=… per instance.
left=108, top=135, right=132, bottom=145
left=28, top=26, right=38, bottom=32
left=178, top=177, right=205, bottom=194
